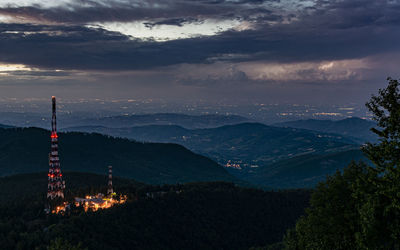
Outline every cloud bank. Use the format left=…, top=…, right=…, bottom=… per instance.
left=0, top=0, right=398, bottom=104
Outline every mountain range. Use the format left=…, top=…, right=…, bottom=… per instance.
left=64, top=122, right=358, bottom=166
left=0, top=112, right=250, bottom=130
left=64, top=122, right=366, bottom=188
left=0, top=115, right=376, bottom=189
left=76, top=113, right=250, bottom=129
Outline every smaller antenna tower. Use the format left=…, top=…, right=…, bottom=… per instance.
left=107, top=166, right=113, bottom=195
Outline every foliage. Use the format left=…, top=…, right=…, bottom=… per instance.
left=363, top=77, right=400, bottom=173
left=358, top=77, right=400, bottom=248
left=47, top=238, right=87, bottom=250
left=284, top=161, right=375, bottom=249
left=284, top=78, right=400, bottom=249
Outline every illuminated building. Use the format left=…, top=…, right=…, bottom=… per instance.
left=74, top=193, right=127, bottom=212
left=74, top=166, right=127, bottom=212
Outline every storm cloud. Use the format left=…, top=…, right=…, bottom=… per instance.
left=0, top=0, right=398, bottom=70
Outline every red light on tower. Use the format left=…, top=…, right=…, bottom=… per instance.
left=51, top=132, right=58, bottom=139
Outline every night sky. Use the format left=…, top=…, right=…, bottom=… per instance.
left=0, top=0, right=399, bottom=105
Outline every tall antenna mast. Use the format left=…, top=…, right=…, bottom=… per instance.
left=47, top=96, right=65, bottom=200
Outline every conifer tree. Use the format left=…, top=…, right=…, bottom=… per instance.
left=284, top=78, right=400, bottom=249
left=358, top=77, right=400, bottom=248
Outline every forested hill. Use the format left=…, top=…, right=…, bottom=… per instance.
left=274, top=117, right=377, bottom=143
left=0, top=127, right=235, bottom=184
left=0, top=172, right=310, bottom=250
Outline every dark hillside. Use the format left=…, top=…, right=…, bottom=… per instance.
left=0, top=127, right=234, bottom=184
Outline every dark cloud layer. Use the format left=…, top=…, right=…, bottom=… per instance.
left=0, top=0, right=399, bottom=72
left=0, top=0, right=278, bottom=24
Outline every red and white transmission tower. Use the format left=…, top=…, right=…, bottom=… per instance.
left=47, top=96, right=65, bottom=199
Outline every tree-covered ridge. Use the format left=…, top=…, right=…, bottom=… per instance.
left=0, top=127, right=235, bottom=184
left=0, top=172, right=309, bottom=250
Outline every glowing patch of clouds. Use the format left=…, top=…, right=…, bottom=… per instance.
left=173, top=58, right=371, bottom=84
left=318, top=62, right=334, bottom=70
left=89, top=19, right=243, bottom=41
left=238, top=59, right=369, bottom=81
left=234, top=21, right=257, bottom=31
left=0, top=63, right=88, bottom=82
left=2, top=30, right=67, bottom=36
left=0, top=63, right=32, bottom=73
